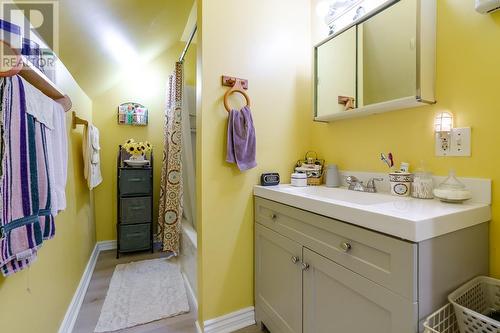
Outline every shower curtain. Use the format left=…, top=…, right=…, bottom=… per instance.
left=157, top=62, right=184, bottom=254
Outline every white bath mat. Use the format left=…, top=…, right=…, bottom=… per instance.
left=94, top=258, right=190, bottom=332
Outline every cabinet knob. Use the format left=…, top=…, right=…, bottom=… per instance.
left=291, top=256, right=300, bottom=264
left=271, top=213, right=277, bottom=220
left=341, top=241, right=352, bottom=253
left=301, top=262, right=310, bottom=271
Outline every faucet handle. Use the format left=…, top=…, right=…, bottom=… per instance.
left=366, top=177, right=384, bottom=189
left=345, top=176, right=359, bottom=185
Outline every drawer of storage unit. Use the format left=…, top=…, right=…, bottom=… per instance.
left=119, top=169, right=151, bottom=195
left=254, top=197, right=417, bottom=301
left=119, top=224, right=151, bottom=252
left=120, top=197, right=151, bottom=224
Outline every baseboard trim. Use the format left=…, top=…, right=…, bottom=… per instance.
left=203, top=306, right=255, bottom=333
left=182, top=272, right=198, bottom=311
left=97, top=239, right=117, bottom=251
left=58, top=240, right=117, bottom=333
left=196, top=320, right=203, bottom=333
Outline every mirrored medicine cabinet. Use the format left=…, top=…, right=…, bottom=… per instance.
left=314, top=0, right=436, bottom=122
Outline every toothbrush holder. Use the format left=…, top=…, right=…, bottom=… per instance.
left=389, top=172, right=414, bottom=197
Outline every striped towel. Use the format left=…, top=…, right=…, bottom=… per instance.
left=0, top=76, right=55, bottom=276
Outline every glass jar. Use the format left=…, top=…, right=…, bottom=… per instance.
left=411, top=168, right=434, bottom=199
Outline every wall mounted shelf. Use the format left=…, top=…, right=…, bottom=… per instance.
left=314, top=96, right=429, bottom=122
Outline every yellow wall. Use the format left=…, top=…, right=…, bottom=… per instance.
left=197, top=0, right=311, bottom=323
left=310, top=0, right=500, bottom=276
left=0, top=61, right=95, bottom=332
left=92, top=43, right=197, bottom=241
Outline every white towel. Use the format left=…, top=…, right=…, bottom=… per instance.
left=21, top=77, right=54, bottom=129
left=83, top=124, right=102, bottom=190
left=46, top=102, right=68, bottom=215
left=19, top=76, right=67, bottom=216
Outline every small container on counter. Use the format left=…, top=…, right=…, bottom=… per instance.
left=325, top=164, right=340, bottom=187
left=411, top=166, right=434, bottom=199
left=400, top=162, right=410, bottom=173
left=433, top=170, right=472, bottom=203
left=389, top=172, right=413, bottom=197
left=291, top=172, right=307, bottom=187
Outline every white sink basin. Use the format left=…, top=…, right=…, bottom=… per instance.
left=281, top=186, right=398, bottom=206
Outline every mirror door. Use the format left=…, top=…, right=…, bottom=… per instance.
left=315, top=26, right=356, bottom=118
left=357, top=0, right=417, bottom=107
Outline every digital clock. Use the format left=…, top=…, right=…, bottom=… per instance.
left=261, top=173, right=280, bottom=186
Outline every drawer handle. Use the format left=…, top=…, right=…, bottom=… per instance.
left=270, top=213, right=277, bottom=221
left=130, top=206, right=145, bottom=211
left=291, top=256, right=300, bottom=264
left=128, top=178, right=143, bottom=182
left=341, top=242, right=352, bottom=253
left=301, top=262, right=310, bottom=271
left=127, top=233, right=145, bottom=238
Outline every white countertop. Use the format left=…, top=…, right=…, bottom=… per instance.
left=254, top=185, right=491, bottom=242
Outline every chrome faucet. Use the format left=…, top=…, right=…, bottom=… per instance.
left=345, top=176, right=384, bottom=193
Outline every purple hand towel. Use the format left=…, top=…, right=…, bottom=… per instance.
left=226, top=106, right=257, bottom=171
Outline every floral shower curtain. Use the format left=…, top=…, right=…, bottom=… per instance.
left=157, top=62, right=184, bottom=254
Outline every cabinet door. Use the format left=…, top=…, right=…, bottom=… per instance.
left=303, top=248, right=417, bottom=333
left=255, top=224, right=302, bottom=333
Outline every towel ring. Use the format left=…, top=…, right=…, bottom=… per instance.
left=223, top=79, right=251, bottom=112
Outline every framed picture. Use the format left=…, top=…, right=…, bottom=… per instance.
left=117, top=102, right=148, bottom=126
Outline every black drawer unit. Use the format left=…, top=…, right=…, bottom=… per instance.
left=116, top=146, right=154, bottom=258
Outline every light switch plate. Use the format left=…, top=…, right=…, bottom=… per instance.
left=450, top=127, right=471, bottom=156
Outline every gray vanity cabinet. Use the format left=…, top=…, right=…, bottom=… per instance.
left=255, top=224, right=302, bottom=333
left=254, top=196, right=488, bottom=333
left=302, top=248, right=416, bottom=333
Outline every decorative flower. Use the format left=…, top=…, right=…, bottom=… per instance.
left=144, top=141, right=152, bottom=152
left=122, top=138, right=151, bottom=156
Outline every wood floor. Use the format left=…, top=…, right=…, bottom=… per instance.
left=73, top=250, right=264, bottom=333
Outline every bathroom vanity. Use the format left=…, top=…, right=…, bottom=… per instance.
left=253, top=185, right=490, bottom=333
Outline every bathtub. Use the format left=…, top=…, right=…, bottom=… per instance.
left=180, top=219, right=197, bottom=304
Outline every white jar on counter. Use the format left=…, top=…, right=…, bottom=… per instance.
left=291, top=173, right=307, bottom=187
left=325, top=164, right=340, bottom=187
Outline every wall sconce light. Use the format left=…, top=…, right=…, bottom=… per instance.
left=434, top=112, right=453, bottom=155
left=434, top=112, right=471, bottom=157
left=434, top=111, right=454, bottom=133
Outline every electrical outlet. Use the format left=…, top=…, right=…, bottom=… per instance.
left=435, top=132, right=451, bottom=156
left=450, top=127, right=471, bottom=156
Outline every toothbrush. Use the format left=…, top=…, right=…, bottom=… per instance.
left=380, top=153, right=391, bottom=168
left=388, top=153, right=394, bottom=167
